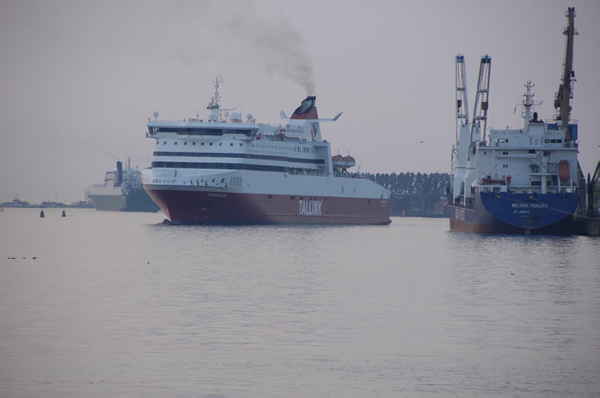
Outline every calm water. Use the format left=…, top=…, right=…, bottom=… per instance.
left=1, top=208, right=599, bottom=395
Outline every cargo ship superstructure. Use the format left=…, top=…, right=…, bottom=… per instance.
left=449, top=8, right=581, bottom=234
left=141, top=77, right=390, bottom=224
left=87, top=160, right=159, bottom=212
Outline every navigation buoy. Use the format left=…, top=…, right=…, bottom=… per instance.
left=40, top=210, right=45, bottom=218
left=62, top=210, right=66, bottom=217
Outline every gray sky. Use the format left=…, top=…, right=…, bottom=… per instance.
left=1, top=0, right=599, bottom=204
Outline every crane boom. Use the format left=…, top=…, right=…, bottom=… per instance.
left=467, top=55, right=491, bottom=161
left=554, top=7, right=577, bottom=140
left=455, top=55, right=469, bottom=141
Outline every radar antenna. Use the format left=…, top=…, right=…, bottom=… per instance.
left=553, top=7, right=577, bottom=140
left=207, top=75, right=224, bottom=111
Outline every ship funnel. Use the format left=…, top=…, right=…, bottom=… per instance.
left=115, top=161, right=123, bottom=187
left=291, top=96, right=319, bottom=120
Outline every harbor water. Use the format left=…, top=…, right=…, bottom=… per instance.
left=1, top=208, right=599, bottom=395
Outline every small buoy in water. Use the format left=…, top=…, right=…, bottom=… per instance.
left=40, top=210, right=45, bottom=218
left=62, top=210, right=66, bottom=217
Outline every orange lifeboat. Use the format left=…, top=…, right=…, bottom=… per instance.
left=558, top=160, right=570, bottom=183
left=332, top=154, right=356, bottom=169
left=481, top=177, right=506, bottom=185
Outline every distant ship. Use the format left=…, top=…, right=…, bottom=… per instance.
left=449, top=8, right=581, bottom=234
left=87, top=159, right=159, bottom=212
left=141, top=77, right=390, bottom=224
left=0, top=195, right=36, bottom=208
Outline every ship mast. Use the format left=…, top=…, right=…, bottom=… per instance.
left=207, top=75, right=223, bottom=111
left=522, top=80, right=542, bottom=129
left=554, top=7, right=576, bottom=140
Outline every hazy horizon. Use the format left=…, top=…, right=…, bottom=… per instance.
left=1, top=0, right=599, bottom=204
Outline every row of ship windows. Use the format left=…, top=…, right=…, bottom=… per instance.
left=152, top=151, right=325, bottom=165
left=158, top=141, right=244, bottom=147
left=157, top=141, right=316, bottom=154
left=149, top=127, right=256, bottom=136
left=495, top=138, right=564, bottom=145
left=251, top=143, right=316, bottom=153
left=487, top=150, right=555, bottom=156
left=151, top=161, right=325, bottom=174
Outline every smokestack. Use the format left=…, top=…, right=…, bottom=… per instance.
left=291, top=96, right=318, bottom=120
left=116, top=161, right=123, bottom=187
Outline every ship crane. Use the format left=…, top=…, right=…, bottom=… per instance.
left=554, top=7, right=577, bottom=140
left=455, top=54, right=469, bottom=140
left=452, top=55, right=471, bottom=201
left=468, top=55, right=492, bottom=160
left=460, top=55, right=491, bottom=201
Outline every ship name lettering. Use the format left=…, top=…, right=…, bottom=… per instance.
left=511, top=203, right=548, bottom=209
left=299, top=200, right=322, bottom=216
left=207, top=193, right=226, bottom=198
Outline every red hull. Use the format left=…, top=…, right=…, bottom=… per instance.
left=146, top=188, right=391, bottom=225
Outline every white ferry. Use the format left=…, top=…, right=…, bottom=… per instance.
left=141, top=78, right=391, bottom=224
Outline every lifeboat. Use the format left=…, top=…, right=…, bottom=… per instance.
left=481, top=175, right=510, bottom=185
left=332, top=154, right=356, bottom=169
left=558, top=160, right=570, bottom=183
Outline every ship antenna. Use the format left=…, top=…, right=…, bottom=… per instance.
left=522, top=80, right=543, bottom=129
left=207, top=75, right=224, bottom=112
left=553, top=7, right=577, bottom=140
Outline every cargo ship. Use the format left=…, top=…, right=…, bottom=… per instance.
left=141, top=77, right=390, bottom=224
left=449, top=8, right=581, bottom=234
left=86, top=160, right=159, bottom=212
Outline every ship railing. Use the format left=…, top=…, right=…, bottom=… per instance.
left=544, top=118, right=578, bottom=125
left=264, top=134, right=305, bottom=143
left=333, top=172, right=365, bottom=179
left=286, top=167, right=327, bottom=177
left=495, top=186, right=580, bottom=194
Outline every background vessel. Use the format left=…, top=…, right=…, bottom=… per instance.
left=87, top=160, right=159, bottom=212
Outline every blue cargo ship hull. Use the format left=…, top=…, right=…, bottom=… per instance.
left=449, top=192, right=580, bottom=234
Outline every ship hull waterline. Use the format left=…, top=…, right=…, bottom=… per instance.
left=449, top=191, right=580, bottom=235
left=145, top=187, right=391, bottom=225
